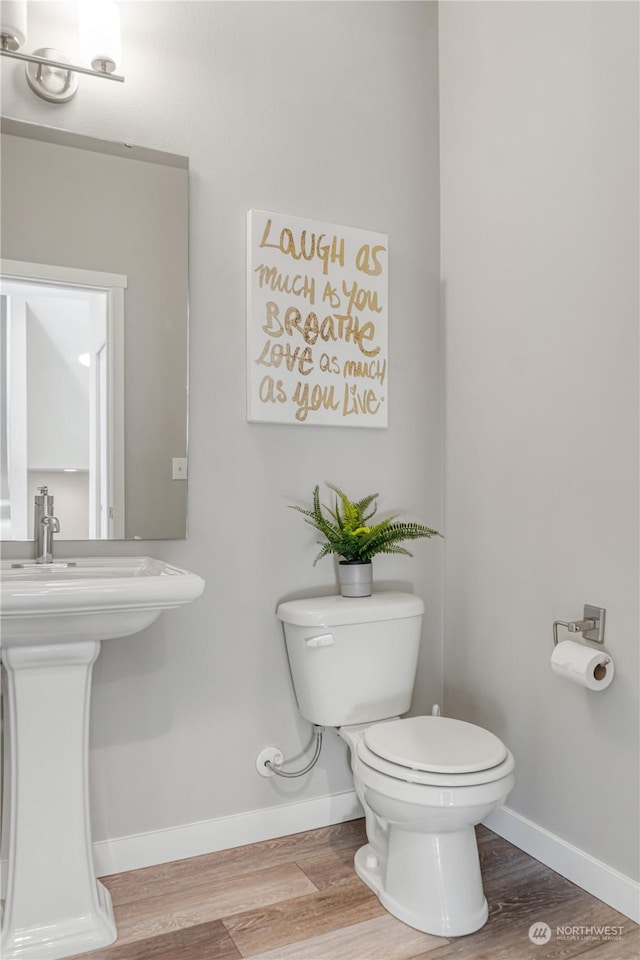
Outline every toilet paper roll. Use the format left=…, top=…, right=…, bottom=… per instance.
left=551, top=640, right=614, bottom=691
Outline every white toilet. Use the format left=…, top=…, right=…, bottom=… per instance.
left=277, top=592, right=515, bottom=938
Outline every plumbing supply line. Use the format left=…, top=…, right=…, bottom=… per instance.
left=265, top=726, right=324, bottom=778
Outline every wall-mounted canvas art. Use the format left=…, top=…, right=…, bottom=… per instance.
left=247, top=209, right=388, bottom=427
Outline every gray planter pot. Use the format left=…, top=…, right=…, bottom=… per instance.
left=338, top=560, right=372, bottom=598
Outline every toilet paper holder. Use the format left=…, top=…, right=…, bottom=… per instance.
left=553, top=604, right=606, bottom=646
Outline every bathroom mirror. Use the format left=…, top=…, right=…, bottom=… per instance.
left=0, top=117, right=189, bottom=540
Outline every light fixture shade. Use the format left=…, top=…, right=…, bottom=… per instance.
left=78, top=0, right=121, bottom=73
left=1, top=0, right=27, bottom=51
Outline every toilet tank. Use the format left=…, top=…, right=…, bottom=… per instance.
left=276, top=592, right=424, bottom=727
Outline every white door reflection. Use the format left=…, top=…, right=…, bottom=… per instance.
left=1, top=263, right=125, bottom=540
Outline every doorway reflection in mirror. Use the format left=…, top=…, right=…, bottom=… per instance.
left=0, top=264, right=125, bottom=540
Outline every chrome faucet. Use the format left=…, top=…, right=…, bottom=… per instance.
left=34, top=486, right=60, bottom=563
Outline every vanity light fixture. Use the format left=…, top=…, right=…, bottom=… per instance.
left=0, top=0, right=124, bottom=103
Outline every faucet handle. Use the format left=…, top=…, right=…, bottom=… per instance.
left=36, top=485, right=49, bottom=496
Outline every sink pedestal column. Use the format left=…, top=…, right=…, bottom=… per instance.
left=1, top=640, right=117, bottom=960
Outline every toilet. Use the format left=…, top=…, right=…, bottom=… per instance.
left=276, top=592, right=515, bottom=938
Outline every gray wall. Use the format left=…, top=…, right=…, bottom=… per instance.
left=1, top=1, right=443, bottom=840
left=5, top=0, right=635, bottom=899
left=440, top=1, right=639, bottom=881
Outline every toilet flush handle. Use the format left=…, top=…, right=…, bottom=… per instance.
left=306, top=633, right=334, bottom=648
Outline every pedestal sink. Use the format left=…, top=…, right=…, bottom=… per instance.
left=0, top=557, right=205, bottom=960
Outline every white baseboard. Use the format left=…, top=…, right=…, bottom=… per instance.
left=6, top=791, right=638, bottom=926
left=92, top=789, right=363, bottom=877
left=484, top=804, right=640, bottom=924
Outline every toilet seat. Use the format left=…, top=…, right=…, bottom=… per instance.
left=365, top=716, right=507, bottom=773
left=357, top=716, right=514, bottom=787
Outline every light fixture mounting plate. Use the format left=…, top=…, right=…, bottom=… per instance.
left=25, top=47, right=79, bottom=103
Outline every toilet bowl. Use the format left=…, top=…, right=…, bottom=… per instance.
left=339, top=716, right=515, bottom=936
left=276, top=592, right=515, bottom=937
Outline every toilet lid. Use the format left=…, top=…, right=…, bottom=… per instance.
left=363, top=716, right=508, bottom=774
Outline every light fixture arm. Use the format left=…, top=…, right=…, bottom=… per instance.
left=0, top=44, right=124, bottom=82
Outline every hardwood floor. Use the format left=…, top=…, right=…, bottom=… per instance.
left=73, top=820, right=639, bottom=960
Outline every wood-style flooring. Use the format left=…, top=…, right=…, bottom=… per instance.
left=73, top=820, right=639, bottom=960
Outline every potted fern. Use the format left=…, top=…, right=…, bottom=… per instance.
left=290, top=483, right=442, bottom=597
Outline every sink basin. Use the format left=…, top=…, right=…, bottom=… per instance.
left=1, top=556, right=205, bottom=645
left=0, top=556, right=205, bottom=959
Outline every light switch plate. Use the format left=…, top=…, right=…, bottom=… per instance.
left=172, top=457, right=188, bottom=480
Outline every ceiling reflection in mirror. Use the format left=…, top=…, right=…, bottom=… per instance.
left=0, top=118, right=189, bottom=540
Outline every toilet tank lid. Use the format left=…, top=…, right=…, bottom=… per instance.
left=276, top=592, right=425, bottom=627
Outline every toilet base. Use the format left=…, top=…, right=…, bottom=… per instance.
left=354, top=831, right=489, bottom=938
